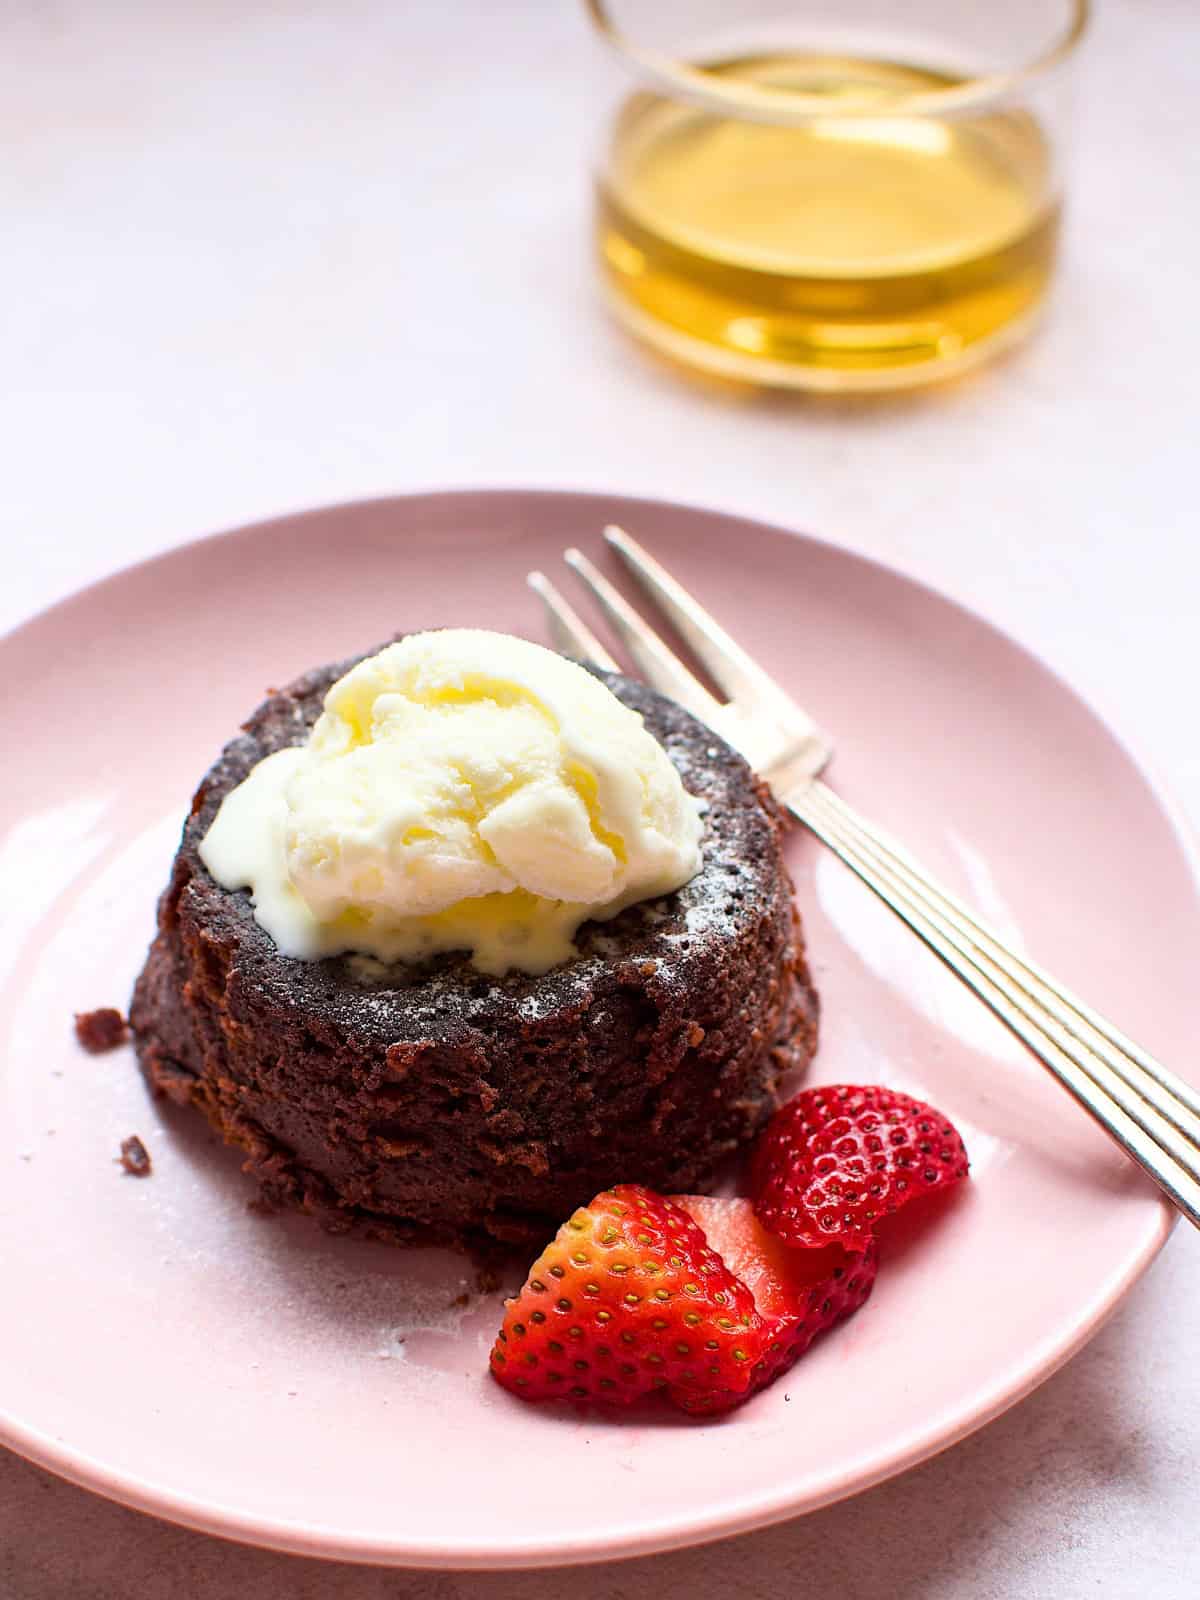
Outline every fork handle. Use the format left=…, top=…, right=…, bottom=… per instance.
left=785, top=779, right=1200, bottom=1231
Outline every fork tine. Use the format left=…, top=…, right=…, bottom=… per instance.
left=527, top=570, right=619, bottom=670
left=563, top=547, right=727, bottom=726
left=604, top=525, right=812, bottom=722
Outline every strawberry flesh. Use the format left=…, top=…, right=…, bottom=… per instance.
left=675, top=1196, right=877, bottom=1408
left=751, top=1083, right=969, bottom=1251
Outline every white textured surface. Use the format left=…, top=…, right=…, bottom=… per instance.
left=2, top=1, right=1197, bottom=1594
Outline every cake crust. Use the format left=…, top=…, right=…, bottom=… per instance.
left=130, top=652, right=818, bottom=1255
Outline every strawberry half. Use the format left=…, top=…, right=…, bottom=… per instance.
left=675, top=1196, right=877, bottom=1411
left=751, top=1083, right=970, bottom=1251
left=489, top=1184, right=764, bottom=1412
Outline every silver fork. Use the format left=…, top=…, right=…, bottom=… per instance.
left=528, top=525, right=1200, bottom=1232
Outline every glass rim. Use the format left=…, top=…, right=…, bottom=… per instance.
left=583, top=0, right=1090, bottom=120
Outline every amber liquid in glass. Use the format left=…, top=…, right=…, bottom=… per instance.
left=597, top=54, right=1060, bottom=389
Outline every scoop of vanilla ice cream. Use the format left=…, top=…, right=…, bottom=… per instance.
left=198, top=629, right=704, bottom=975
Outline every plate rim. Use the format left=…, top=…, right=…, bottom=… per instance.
left=0, top=486, right=1188, bottom=1567
left=0, top=1207, right=1171, bottom=1570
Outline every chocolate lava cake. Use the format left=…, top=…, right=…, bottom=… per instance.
left=130, top=649, right=818, bottom=1256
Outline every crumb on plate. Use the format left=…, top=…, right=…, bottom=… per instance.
left=118, top=1135, right=152, bottom=1177
left=74, top=1007, right=129, bottom=1054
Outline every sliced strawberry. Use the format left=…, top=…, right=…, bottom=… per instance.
left=675, top=1195, right=877, bottom=1409
left=751, top=1083, right=970, bottom=1251
left=489, top=1184, right=764, bottom=1412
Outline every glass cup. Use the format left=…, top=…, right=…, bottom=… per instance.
left=585, top=0, right=1089, bottom=391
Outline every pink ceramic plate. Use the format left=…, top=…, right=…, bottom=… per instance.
left=1, top=491, right=1193, bottom=1568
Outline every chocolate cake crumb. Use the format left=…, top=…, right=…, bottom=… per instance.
left=118, top=1135, right=152, bottom=1177
left=75, top=1007, right=128, bottom=1053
